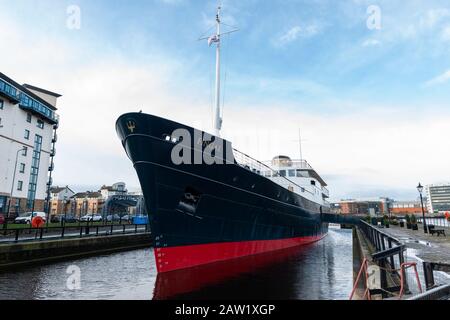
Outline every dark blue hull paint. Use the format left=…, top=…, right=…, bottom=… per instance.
left=116, top=113, right=329, bottom=249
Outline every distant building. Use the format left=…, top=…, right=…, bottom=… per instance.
left=0, top=72, right=60, bottom=217
left=337, top=197, right=393, bottom=216
left=390, top=200, right=428, bottom=215
left=69, top=183, right=129, bottom=217
left=426, top=183, right=450, bottom=214
left=100, top=182, right=127, bottom=199
left=71, top=191, right=104, bottom=217
left=49, top=186, right=75, bottom=216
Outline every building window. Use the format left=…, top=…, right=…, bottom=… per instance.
left=24, top=129, right=30, bottom=140
left=19, top=163, right=25, bottom=173
left=27, top=113, right=32, bottom=123
left=0, top=99, right=3, bottom=110
left=22, top=147, right=28, bottom=156
left=37, top=119, right=44, bottom=129
left=17, top=181, right=23, bottom=191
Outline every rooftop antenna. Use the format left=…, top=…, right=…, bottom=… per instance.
left=199, top=4, right=238, bottom=137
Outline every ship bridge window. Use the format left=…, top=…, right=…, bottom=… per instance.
left=288, top=170, right=295, bottom=177
left=296, top=170, right=303, bottom=177
left=279, top=170, right=286, bottom=177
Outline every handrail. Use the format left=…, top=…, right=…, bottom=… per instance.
left=232, top=149, right=316, bottom=197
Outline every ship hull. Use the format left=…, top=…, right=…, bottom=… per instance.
left=116, top=113, right=329, bottom=273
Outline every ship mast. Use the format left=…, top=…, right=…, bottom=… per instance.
left=213, top=5, right=222, bottom=137
left=200, top=5, right=238, bottom=137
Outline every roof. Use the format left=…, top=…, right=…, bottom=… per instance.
left=50, top=187, right=66, bottom=194
left=0, top=72, right=58, bottom=111
left=50, top=186, right=75, bottom=194
left=23, top=84, right=62, bottom=98
left=72, top=191, right=103, bottom=199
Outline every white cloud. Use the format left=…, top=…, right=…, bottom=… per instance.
left=273, top=24, right=320, bottom=47
left=362, top=39, right=381, bottom=47
left=424, top=70, right=450, bottom=87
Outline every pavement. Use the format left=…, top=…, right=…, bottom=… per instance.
left=381, top=225, right=450, bottom=269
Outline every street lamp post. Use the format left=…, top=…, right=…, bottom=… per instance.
left=4, top=147, right=25, bottom=231
left=417, top=183, right=428, bottom=234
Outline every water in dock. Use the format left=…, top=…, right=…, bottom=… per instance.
left=0, top=229, right=353, bottom=300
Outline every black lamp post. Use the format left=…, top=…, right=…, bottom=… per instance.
left=417, top=183, right=428, bottom=234
left=4, top=147, right=25, bottom=231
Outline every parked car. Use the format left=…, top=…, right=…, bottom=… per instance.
left=106, top=214, right=121, bottom=222
left=0, top=214, right=4, bottom=225
left=52, top=215, right=78, bottom=223
left=120, top=214, right=132, bottom=222
left=80, top=214, right=103, bottom=222
left=14, top=212, right=47, bottom=224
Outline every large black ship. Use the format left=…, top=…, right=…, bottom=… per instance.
left=116, top=5, right=330, bottom=273
left=116, top=113, right=330, bottom=273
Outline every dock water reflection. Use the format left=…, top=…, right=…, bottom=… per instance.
left=0, top=229, right=353, bottom=300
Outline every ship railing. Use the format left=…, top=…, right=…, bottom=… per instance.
left=322, top=186, right=330, bottom=198
left=232, top=149, right=316, bottom=197
left=262, top=159, right=314, bottom=171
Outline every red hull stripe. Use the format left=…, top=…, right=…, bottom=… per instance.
left=154, top=234, right=327, bottom=273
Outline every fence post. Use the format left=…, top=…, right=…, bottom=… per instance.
left=79, top=226, right=83, bottom=238
left=423, top=262, right=435, bottom=290
left=123, top=224, right=126, bottom=234
left=39, top=228, right=44, bottom=240
left=388, top=239, right=395, bottom=271
left=15, top=229, right=19, bottom=242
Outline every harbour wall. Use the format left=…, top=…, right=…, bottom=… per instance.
left=0, top=233, right=152, bottom=271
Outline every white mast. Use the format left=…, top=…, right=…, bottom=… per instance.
left=213, top=5, right=222, bottom=137
left=200, top=5, right=238, bottom=137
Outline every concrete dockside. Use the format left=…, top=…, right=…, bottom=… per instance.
left=378, top=225, right=450, bottom=273
left=0, top=233, right=152, bottom=271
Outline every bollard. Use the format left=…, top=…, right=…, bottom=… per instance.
left=15, top=229, right=19, bottom=242
left=39, top=228, right=44, bottom=240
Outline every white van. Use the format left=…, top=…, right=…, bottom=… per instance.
left=14, top=212, right=47, bottom=224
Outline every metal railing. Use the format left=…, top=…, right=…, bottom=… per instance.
left=0, top=223, right=150, bottom=243
left=408, top=283, right=450, bottom=300
left=417, top=217, right=450, bottom=228
left=232, top=149, right=316, bottom=196
left=358, top=221, right=410, bottom=298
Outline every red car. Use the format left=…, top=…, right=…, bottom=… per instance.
left=0, top=214, right=5, bottom=225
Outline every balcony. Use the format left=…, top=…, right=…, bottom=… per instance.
left=0, top=79, right=20, bottom=104
left=18, top=92, right=59, bottom=125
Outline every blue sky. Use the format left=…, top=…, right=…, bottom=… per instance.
left=1, top=0, right=450, bottom=200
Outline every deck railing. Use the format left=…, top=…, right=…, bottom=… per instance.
left=232, top=149, right=316, bottom=197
